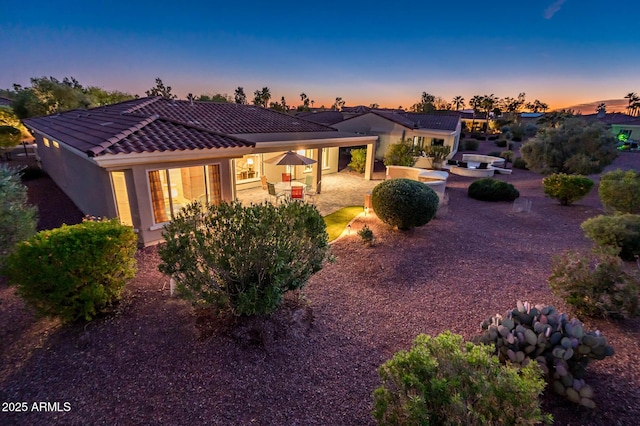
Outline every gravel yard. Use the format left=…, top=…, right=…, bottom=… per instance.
left=1, top=150, right=638, bottom=425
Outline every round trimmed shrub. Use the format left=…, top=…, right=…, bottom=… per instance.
left=468, top=178, right=520, bottom=202
left=372, top=179, right=439, bottom=230
left=543, top=173, right=594, bottom=206
left=495, top=139, right=507, bottom=147
left=513, top=156, right=528, bottom=169
left=463, top=139, right=479, bottom=151
left=5, top=218, right=137, bottom=322
left=581, top=214, right=640, bottom=260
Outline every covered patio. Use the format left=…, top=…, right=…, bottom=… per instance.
left=236, top=168, right=386, bottom=216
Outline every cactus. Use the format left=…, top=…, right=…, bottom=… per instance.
left=475, top=301, right=615, bottom=408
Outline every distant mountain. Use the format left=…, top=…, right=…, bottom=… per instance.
left=556, top=99, right=629, bottom=114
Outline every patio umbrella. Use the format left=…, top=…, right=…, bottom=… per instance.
left=265, top=151, right=317, bottom=186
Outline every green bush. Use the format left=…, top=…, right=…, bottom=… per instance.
left=468, top=178, right=519, bottom=202
left=513, top=157, right=528, bottom=169
left=463, top=139, right=479, bottom=151
left=500, top=150, right=514, bottom=166
left=520, top=117, right=617, bottom=175
left=0, top=165, right=37, bottom=270
left=487, top=151, right=502, bottom=157
left=357, top=224, right=374, bottom=245
left=542, top=173, right=594, bottom=206
left=549, top=249, right=639, bottom=318
left=5, top=218, right=137, bottom=322
left=477, top=302, right=615, bottom=408
left=423, top=144, right=451, bottom=165
left=348, top=148, right=367, bottom=173
left=524, top=123, right=538, bottom=137
left=371, top=179, right=439, bottom=230
left=495, top=139, right=507, bottom=147
left=383, top=139, right=415, bottom=167
left=581, top=214, right=640, bottom=261
left=598, top=169, right=640, bottom=214
left=373, top=331, right=550, bottom=426
left=158, top=200, right=330, bottom=316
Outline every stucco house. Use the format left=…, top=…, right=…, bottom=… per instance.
left=332, top=110, right=462, bottom=160
left=582, top=112, right=640, bottom=142
left=23, top=97, right=377, bottom=246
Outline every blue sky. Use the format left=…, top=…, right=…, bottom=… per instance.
left=1, top=1, right=638, bottom=110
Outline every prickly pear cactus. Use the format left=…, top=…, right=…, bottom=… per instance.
left=476, top=301, right=614, bottom=408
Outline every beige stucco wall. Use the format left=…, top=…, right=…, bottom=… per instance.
left=334, top=114, right=460, bottom=160
left=33, top=133, right=116, bottom=218
left=611, top=124, right=640, bottom=141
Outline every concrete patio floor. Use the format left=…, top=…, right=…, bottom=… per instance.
left=236, top=168, right=386, bottom=216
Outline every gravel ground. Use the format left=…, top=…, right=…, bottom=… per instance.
left=0, top=148, right=638, bottom=425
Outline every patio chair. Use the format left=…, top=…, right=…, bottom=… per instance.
left=267, top=182, right=285, bottom=205
left=260, top=175, right=268, bottom=190
left=478, top=162, right=489, bottom=169
left=447, top=159, right=458, bottom=166
left=458, top=161, right=468, bottom=168
left=282, top=173, right=292, bottom=183
left=290, top=186, right=304, bottom=200
left=305, top=180, right=321, bottom=205
left=304, top=175, right=314, bottom=187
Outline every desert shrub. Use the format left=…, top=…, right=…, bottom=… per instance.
left=477, top=301, right=615, bottom=408
left=488, top=134, right=499, bottom=141
left=598, top=169, right=640, bottom=214
left=542, top=173, right=594, bottom=206
left=581, top=214, right=640, bottom=260
left=348, top=148, right=367, bottom=173
left=19, top=166, right=46, bottom=181
left=524, top=123, right=538, bottom=137
left=471, top=132, right=484, bottom=140
left=549, top=250, right=639, bottom=318
left=423, top=144, right=451, bottom=165
left=0, top=125, right=21, bottom=149
left=500, top=150, right=514, bottom=166
left=495, top=139, right=507, bottom=147
left=357, top=224, right=374, bottom=245
left=158, top=200, right=330, bottom=316
left=520, top=117, right=617, bottom=174
left=487, top=150, right=502, bottom=157
left=383, top=139, right=415, bottom=167
left=0, top=165, right=37, bottom=270
left=513, top=156, right=528, bottom=169
left=468, top=178, right=519, bottom=202
left=463, top=139, right=478, bottom=151
left=5, top=218, right=137, bottom=322
left=512, top=135, right=523, bottom=142
left=372, top=179, right=438, bottom=231
left=373, top=331, right=550, bottom=426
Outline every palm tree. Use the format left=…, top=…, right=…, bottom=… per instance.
left=452, top=96, right=465, bottom=111
left=332, top=97, right=345, bottom=111
left=596, top=102, right=607, bottom=115
left=469, top=95, right=483, bottom=132
left=481, top=94, right=497, bottom=136
left=624, top=92, right=639, bottom=116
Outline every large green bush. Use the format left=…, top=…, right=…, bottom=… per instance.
left=462, top=139, right=479, bottom=151
left=542, top=173, right=594, bottom=206
left=477, top=302, right=615, bottom=408
left=373, top=331, right=550, bottom=425
left=513, top=157, right=528, bottom=170
left=520, top=118, right=617, bottom=175
left=581, top=214, right=640, bottom=261
left=549, top=250, right=638, bottom=319
left=5, top=218, right=137, bottom=322
left=383, top=139, right=415, bottom=167
left=598, top=169, right=640, bottom=214
left=158, top=200, right=330, bottom=316
left=371, top=179, right=439, bottom=230
left=348, top=148, right=367, bottom=173
left=468, top=178, right=519, bottom=202
left=0, top=165, right=37, bottom=270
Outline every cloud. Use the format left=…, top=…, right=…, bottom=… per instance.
left=544, top=0, right=566, bottom=19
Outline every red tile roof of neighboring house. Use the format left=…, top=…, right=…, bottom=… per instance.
left=23, top=97, right=341, bottom=157
left=371, top=111, right=461, bottom=132
left=0, top=97, right=13, bottom=107
left=295, top=110, right=345, bottom=125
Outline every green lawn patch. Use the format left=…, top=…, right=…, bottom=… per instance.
left=324, top=206, right=363, bottom=242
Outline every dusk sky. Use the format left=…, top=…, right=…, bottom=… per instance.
left=1, top=1, right=638, bottom=111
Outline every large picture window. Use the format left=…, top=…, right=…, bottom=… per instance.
left=148, top=164, right=221, bottom=224
left=235, top=154, right=261, bottom=183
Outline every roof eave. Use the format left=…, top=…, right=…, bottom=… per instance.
left=93, top=146, right=254, bottom=168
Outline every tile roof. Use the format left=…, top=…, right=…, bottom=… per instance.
left=295, top=110, right=345, bottom=125
left=372, top=111, right=461, bottom=131
left=0, top=97, right=13, bottom=107
left=125, top=97, right=336, bottom=134
left=24, top=98, right=255, bottom=157
left=23, top=96, right=343, bottom=157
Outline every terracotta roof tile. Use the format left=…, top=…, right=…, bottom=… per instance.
left=372, top=111, right=461, bottom=131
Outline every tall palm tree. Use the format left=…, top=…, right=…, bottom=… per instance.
left=452, top=96, right=465, bottom=111
left=481, top=94, right=497, bottom=135
left=624, top=92, right=639, bottom=116
left=469, top=95, right=483, bottom=132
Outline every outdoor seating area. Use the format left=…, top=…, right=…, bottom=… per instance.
left=445, top=158, right=512, bottom=177
left=385, top=165, right=448, bottom=195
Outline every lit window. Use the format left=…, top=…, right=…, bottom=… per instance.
left=52, top=141, right=60, bottom=148
left=111, top=171, right=133, bottom=226
left=148, top=165, right=222, bottom=224
left=235, top=154, right=261, bottom=183
left=43, top=138, right=50, bottom=147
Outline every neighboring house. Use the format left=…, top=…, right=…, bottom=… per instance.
left=295, top=110, right=345, bottom=126
left=23, top=97, right=377, bottom=246
left=582, top=112, right=640, bottom=142
left=333, top=110, right=461, bottom=160
left=0, top=96, right=13, bottom=107
left=459, top=111, right=488, bottom=132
